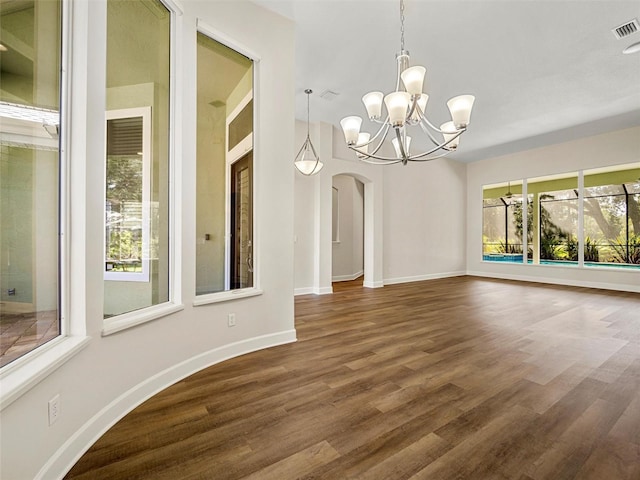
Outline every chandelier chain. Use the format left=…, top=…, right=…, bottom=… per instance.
left=400, top=0, right=405, bottom=52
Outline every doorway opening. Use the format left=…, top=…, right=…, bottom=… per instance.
left=331, top=174, right=365, bottom=289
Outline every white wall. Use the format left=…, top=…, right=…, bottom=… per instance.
left=332, top=174, right=364, bottom=281
left=294, top=121, right=385, bottom=294
left=467, top=126, right=640, bottom=292
left=0, top=2, right=295, bottom=479
left=383, top=158, right=468, bottom=284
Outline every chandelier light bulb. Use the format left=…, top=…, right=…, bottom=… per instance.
left=447, top=95, right=475, bottom=128
left=410, top=94, right=428, bottom=122
left=440, top=121, right=460, bottom=150
left=356, top=132, right=371, bottom=158
left=384, top=91, right=411, bottom=127
left=400, top=66, right=426, bottom=96
left=391, top=135, right=411, bottom=157
left=362, top=92, right=384, bottom=120
left=340, top=116, right=363, bottom=145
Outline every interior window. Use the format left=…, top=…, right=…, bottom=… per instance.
left=0, top=0, right=62, bottom=367
left=104, top=0, right=170, bottom=317
left=196, top=32, right=254, bottom=295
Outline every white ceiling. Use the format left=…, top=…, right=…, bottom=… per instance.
left=253, top=0, right=640, bottom=163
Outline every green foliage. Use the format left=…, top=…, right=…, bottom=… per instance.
left=497, top=241, right=522, bottom=254
left=609, top=234, right=640, bottom=264
left=512, top=200, right=533, bottom=244
left=565, top=236, right=599, bottom=262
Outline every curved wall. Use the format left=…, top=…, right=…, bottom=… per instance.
left=0, top=2, right=295, bottom=479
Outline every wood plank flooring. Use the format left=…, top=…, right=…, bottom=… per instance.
left=65, top=276, right=640, bottom=479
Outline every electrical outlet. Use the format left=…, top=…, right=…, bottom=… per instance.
left=48, top=395, right=60, bottom=425
left=227, top=313, right=236, bottom=327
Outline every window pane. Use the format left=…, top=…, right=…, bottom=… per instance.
left=584, top=165, right=640, bottom=266
left=196, top=33, right=253, bottom=295
left=482, top=181, right=525, bottom=262
left=104, top=0, right=170, bottom=317
left=0, top=0, right=61, bottom=367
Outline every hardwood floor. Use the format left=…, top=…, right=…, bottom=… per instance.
left=65, top=276, right=640, bottom=479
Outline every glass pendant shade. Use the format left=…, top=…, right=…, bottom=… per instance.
left=410, top=94, right=428, bottom=121
left=384, top=91, right=411, bottom=127
left=362, top=92, right=384, bottom=120
left=447, top=95, right=475, bottom=128
left=391, top=135, right=411, bottom=157
left=340, top=116, right=363, bottom=145
left=440, top=121, right=460, bottom=150
left=294, top=136, right=323, bottom=175
left=400, top=66, right=426, bottom=95
left=355, top=132, right=371, bottom=158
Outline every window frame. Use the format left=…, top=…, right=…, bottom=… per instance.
left=193, top=21, right=263, bottom=307
left=0, top=0, right=93, bottom=411
left=481, top=165, right=640, bottom=271
left=102, top=0, right=184, bottom=335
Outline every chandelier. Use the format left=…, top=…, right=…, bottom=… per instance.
left=294, top=89, right=324, bottom=175
left=340, top=0, right=475, bottom=165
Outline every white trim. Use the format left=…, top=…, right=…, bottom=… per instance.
left=196, top=19, right=262, bottom=63
left=332, top=270, right=364, bottom=282
left=193, top=287, right=263, bottom=306
left=294, top=287, right=316, bottom=296
left=363, top=280, right=384, bottom=289
left=316, top=286, right=334, bottom=295
left=0, top=336, right=91, bottom=411
left=159, top=0, right=183, bottom=16
left=383, top=271, right=466, bottom=286
left=293, top=286, right=334, bottom=295
left=36, top=329, right=296, bottom=480
left=102, top=302, right=184, bottom=336
left=467, top=270, right=640, bottom=293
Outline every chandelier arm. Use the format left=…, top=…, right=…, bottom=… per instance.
left=420, top=114, right=466, bottom=135
left=404, top=130, right=464, bottom=159
left=354, top=123, right=392, bottom=159
left=348, top=145, right=421, bottom=163
left=355, top=119, right=389, bottom=148
left=395, top=127, right=409, bottom=165
left=358, top=156, right=403, bottom=165
left=417, top=120, right=446, bottom=147
left=368, top=123, right=392, bottom=156
left=405, top=151, right=452, bottom=162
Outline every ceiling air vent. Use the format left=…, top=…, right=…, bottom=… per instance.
left=612, top=19, right=639, bottom=39
left=319, top=89, right=340, bottom=101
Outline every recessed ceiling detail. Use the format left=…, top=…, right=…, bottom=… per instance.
left=612, top=19, right=639, bottom=39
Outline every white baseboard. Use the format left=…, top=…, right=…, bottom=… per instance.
left=38, top=329, right=297, bottom=480
left=332, top=271, right=364, bottom=282
left=467, top=270, right=640, bottom=293
left=294, top=287, right=316, bottom=296
left=294, top=286, right=333, bottom=296
left=0, top=301, right=35, bottom=314
left=363, top=280, right=384, bottom=288
left=384, top=271, right=466, bottom=286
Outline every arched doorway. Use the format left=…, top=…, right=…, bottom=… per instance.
left=331, top=174, right=365, bottom=287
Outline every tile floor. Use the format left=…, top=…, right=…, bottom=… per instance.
left=0, top=309, right=59, bottom=367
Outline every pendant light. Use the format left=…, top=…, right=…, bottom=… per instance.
left=294, top=89, right=324, bottom=175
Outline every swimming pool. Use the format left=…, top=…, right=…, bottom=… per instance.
left=483, top=254, right=640, bottom=270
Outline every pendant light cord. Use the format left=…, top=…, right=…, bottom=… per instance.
left=307, top=90, right=310, bottom=137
